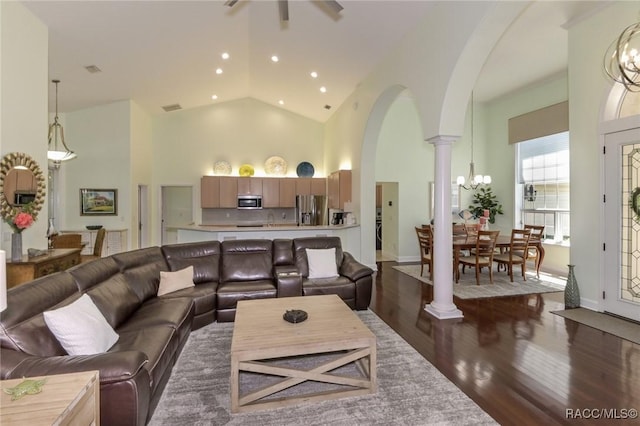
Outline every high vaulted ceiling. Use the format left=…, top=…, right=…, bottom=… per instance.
left=23, top=1, right=610, bottom=123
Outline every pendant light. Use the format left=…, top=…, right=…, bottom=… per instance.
left=47, top=79, right=77, bottom=167
left=604, top=21, right=640, bottom=92
left=457, top=92, right=491, bottom=190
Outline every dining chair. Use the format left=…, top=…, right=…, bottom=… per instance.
left=452, top=223, right=467, bottom=236
left=465, top=223, right=480, bottom=236
left=51, top=233, right=83, bottom=249
left=456, top=230, right=500, bottom=285
left=81, top=228, right=106, bottom=263
left=493, top=228, right=532, bottom=282
left=415, top=226, right=433, bottom=279
left=522, top=224, right=544, bottom=277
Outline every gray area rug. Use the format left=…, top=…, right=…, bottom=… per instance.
left=393, top=264, right=565, bottom=299
left=149, top=310, right=497, bottom=425
left=551, top=308, right=640, bottom=345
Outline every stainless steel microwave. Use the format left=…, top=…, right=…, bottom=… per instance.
left=14, top=192, right=36, bottom=205
left=237, top=195, right=262, bottom=210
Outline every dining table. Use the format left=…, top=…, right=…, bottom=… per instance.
left=452, top=233, right=545, bottom=280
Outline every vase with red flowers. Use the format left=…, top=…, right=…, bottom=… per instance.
left=6, top=203, right=35, bottom=261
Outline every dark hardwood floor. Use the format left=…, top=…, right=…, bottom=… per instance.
left=368, top=261, right=640, bottom=425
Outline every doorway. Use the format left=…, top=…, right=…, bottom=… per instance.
left=161, top=186, right=193, bottom=245
left=604, top=125, right=640, bottom=321
left=137, top=185, right=149, bottom=248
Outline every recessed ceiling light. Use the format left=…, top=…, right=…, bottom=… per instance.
left=216, top=68, right=223, bottom=75
left=278, top=100, right=284, bottom=105
left=310, top=71, right=318, bottom=78
left=271, top=55, right=279, bottom=63
left=211, top=95, right=218, bottom=100
left=221, top=52, right=230, bottom=60
left=320, top=86, right=327, bottom=93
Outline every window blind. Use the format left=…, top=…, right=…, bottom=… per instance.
left=508, top=101, right=568, bottom=145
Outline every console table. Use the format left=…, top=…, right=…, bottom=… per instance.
left=0, top=371, right=99, bottom=425
left=6, top=248, right=81, bottom=289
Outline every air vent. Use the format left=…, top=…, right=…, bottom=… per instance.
left=324, top=105, right=332, bottom=110
left=84, top=65, right=102, bottom=74
left=162, top=104, right=182, bottom=112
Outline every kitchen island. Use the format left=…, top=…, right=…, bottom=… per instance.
left=170, top=224, right=361, bottom=259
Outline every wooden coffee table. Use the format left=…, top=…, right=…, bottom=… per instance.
left=230, top=294, right=377, bottom=413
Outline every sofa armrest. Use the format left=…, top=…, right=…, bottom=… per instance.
left=274, top=265, right=302, bottom=298
left=1, top=348, right=148, bottom=385
left=339, top=252, right=374, bottom=281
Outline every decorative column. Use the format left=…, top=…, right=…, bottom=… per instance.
left=424, top=135, right=463, bottom=319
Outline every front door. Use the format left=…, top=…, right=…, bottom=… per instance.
left=604, top=126, right=640, bottom=321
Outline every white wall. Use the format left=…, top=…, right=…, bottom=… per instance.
left=569, top=1, right=639, bottom=308
left=130, top=101, right=153, bottom=248
left=483, top=74, right=570, bottom=275
left=61, top=101, right=132, bottom=234
left=375, top=95, right=433, bottom=261
left=0, top=2, right=48, bottom=252
left=324, top=2, right=526, bottom=268
left=150, top=97, right=324, bottom=245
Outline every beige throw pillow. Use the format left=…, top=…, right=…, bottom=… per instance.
left=43, top=294, right=119, bottom=356
left=306, top=248, right=339, bottom=279
left=158, top=266, right=195, bottom=296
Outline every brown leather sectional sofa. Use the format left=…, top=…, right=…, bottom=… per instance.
left=0, top=236, right=373, bottom=425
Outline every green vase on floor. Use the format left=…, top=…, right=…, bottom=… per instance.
left=564, top=264, right=580, bottom=309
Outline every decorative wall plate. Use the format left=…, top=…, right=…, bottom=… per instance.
left=239, top=164, right=255, bottom=177
left=296, top=161, right=315, bottom=177
left=213, top=160, right=232, bottom=175
left=265, top=156, right=287, bottom=176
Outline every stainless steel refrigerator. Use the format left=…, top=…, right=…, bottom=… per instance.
left=296, top=195, right=327, bottom=226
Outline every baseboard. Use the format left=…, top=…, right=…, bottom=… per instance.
left=397, top=255, right=419, bottom=263
left=578, top=297, right=600, bottom=312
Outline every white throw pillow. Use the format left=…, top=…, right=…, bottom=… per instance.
left=306, top=248, right=339, bottom=279
left=43, top=294, right=119, bottom=356
left=158, top=266, right=195, bottom=296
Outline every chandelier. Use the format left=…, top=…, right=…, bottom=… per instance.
left=47, top=79, right=77, bottom=167
left=457, top=92, right=491, bottom=190
left=604, top=21, right=640, bottom=92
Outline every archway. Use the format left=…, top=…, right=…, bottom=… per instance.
left=359, top=85, right=410, bottom=269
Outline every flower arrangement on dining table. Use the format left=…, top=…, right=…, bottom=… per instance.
left=5, top=202, right=35, bottom=233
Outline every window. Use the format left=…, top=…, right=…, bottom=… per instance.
left=516, top=131, right=570, bottom=243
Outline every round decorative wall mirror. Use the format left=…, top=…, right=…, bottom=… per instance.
left=0, top=152, right=46, bottom=224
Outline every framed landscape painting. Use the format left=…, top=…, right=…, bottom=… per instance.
left=80, top=188, right=117, bottom=216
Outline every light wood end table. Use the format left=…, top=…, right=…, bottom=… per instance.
left=230, top=294, right=377, bottom=413
left=0, top=370, right=100, bottom=425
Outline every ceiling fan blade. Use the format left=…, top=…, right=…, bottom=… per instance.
left=224, top=0, right=239, bottom=6
left=322, top=0, right=343, bottom=14
left=278, top=0, right=289, bottom=21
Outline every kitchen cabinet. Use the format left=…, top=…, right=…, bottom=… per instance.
left=219, top=177, right=238, bottom=208
left=328, top=170, right=352, bottom=210
left=279, top=178, right=297, bottom=207
left=237, top=177, right=262, bottom=195
left=262, top=178, right=280, bottom=208
left=3, top=169, right=36, bottom=206
left=310, top=178, right=326, bottom=195
left=201, top=176, right=325, bottom=209
left=296, top=178, right=326, bottom=196
left=201, top=176, right=220, bottom=208
left=201, top=176, right=237, bottom=208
